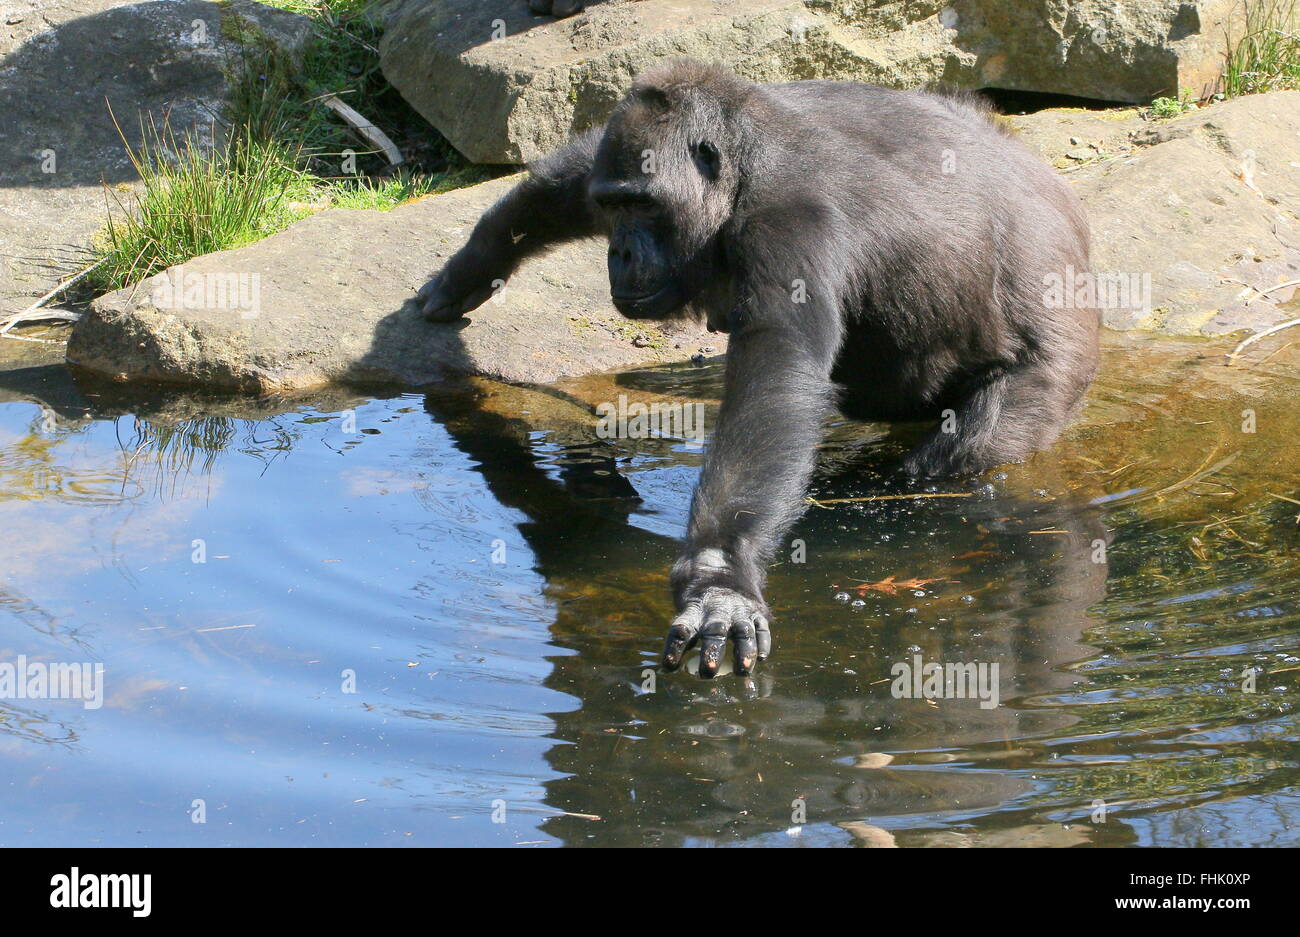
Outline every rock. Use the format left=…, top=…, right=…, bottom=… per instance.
left=380, top=0, right=1241, bottom=164
left=66, top=175, right=721, bottom=391
left=1006, top=106, right=1147, bottom=169
left=0, top=0, right=313, bottom=315
left=65, top=90, right=1300, bottom=391
left=1068, top=90, right=1300, bottom=334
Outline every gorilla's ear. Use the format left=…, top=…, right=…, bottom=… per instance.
left=692, top=140, right=721, bottom=181
left=633, top=84, right=672, bottom=110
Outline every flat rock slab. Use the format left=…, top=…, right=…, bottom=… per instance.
left=67, top=175, right=721, bottom=391
left=1069, top=91, right=1300, bottom=334
left=380, top=0, right=1239, bottom=163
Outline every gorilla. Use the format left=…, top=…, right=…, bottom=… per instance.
left=417, top=60, right=1099, bottom=679
left=527, top=0, right=585, bottom=17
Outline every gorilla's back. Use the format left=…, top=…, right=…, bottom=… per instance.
left=755, top=81, right=1094, bottom=422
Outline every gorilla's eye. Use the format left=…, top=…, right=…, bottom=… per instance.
left=692, top=141, right=720, bottom=181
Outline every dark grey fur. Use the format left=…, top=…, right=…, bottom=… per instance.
left=418, top=60, right=1099, bottom=678
left=528, top=0, right=585, bottom=16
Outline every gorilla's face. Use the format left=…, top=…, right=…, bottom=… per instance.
left=588, top=89, right=739, bottom=319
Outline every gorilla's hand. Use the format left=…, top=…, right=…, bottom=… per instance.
left=418, top=244, right=507, bottom=322
left=663, top=584, right=771, bottom=679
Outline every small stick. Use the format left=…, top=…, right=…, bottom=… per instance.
left=1254, top=340, right=1296, bottom=366
left=0, top=257, right=103, bottom=334
left=319, top=94, right=403, bottom=167
left=806, top=492, right=973, bottom=507
left=0, top=332, right=63, bottom=344
left=1227, top=315, right=1300, bottom=365
left=1149, top=449, right=1239, bottom=501
left=1244, top=277, right=1300, bottom=305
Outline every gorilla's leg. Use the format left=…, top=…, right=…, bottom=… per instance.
left=418, top=130, right=602, bottom=321
left=901, top=358, right=1084, bottom=477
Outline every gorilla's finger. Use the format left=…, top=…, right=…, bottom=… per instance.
left=662, top=605, right=702, bottom=671
left=417, top=278, right=459, bottom=321
left=754, top=614, right=772, bottom=661
left=421, top=282, right=496, bottom=322
left=422, top=297, right=464, bottom=323
left=458, top=284, right=498, bottom=314
left=552, top=0, right=584, bottom=15
left=697, top=613, right=730, bottom=679
left=730, top=613, right=758, bottom=675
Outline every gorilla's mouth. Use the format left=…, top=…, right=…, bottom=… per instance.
left=611, top=285, right=677, bottom=318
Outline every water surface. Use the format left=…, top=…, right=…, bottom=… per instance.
left=0, top=332, right=1297, bottom=846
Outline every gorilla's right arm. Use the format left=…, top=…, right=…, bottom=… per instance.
left=662, top=200, right=846, bottom=677
left=417, top=129, right=603, bottom=322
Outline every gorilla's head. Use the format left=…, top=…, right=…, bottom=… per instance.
left=588, top=62, right=752, bottom=319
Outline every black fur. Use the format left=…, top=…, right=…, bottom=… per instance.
left=528, top=0, right=585, bottom=17
left=417, top=60, right=1099, bottom=678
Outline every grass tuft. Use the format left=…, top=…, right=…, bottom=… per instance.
left=86, top=110, right=315, bottom=296
left=84, top=0, right=498, bottom=296
left=1146, top=91, right=1197, bottom=119
left=1224, top=0, right=1300, bottom=97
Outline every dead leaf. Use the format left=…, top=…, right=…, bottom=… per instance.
left=849, top=575, right=946, bottom=597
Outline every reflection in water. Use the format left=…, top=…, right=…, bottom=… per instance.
left=0, top=333, right=1296, bottom=846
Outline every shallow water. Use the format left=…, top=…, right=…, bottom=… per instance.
left=0, top=331, right=1297, bottom=847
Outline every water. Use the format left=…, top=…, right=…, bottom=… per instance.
left=0, top=331, right=1296, bottom=847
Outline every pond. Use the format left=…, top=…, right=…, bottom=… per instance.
left=0, top=331, right=1297, bottom=847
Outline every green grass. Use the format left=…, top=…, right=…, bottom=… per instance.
left=84, top=0, right=497, bottom=296
left=1146, top=90, right=1197, bottom=119
left=1224, top=0, right=1300, bottom=96
left=86, top=112, right=316, bottom=295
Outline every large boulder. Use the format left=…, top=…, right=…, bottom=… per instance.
left=379, top=0, right=1241, bottom=164
left=65, top=175, right=720, bottom=391
left=0, top=0, right=312, bottom=315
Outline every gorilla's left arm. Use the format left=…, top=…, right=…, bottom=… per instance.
left=418, top=129, right=603, bottom=321
left=663, top=203, right=847, bottom=677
